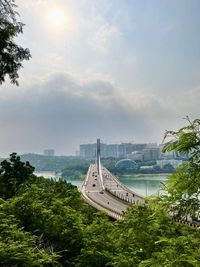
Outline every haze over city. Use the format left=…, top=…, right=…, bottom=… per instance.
left=1, top=0, right=200, bottom=157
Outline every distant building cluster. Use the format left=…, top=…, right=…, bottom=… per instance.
left=79, top=141, right=186, bottom=168
left=80, top=142, right=128, bottom=158
left=43, top=149, right=55, bottom=156
left=156, top=159, right=183, bottom=169
left=80, top=142, right=160, bottom=160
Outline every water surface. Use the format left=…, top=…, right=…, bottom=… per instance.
left=35, top=171, right=83, bottom=189
left=118, top=174, right=167, bottom=196
left=35, top=171, right=168, bottom=196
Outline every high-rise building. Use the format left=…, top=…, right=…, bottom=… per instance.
left=124, top=143, right=147, bottom=154
left=128, top=151, right=144, bottom=161
left=79, top=141, right=161, bottom=160
left=105, top=144, right=118, bottom=158
left=117, top=144, right=126, bottom=158
left=156, top=159, right=183, bottom=168
left=80, top=142, right=125, bottom=159
left=80, top=143, right=97, bottom=158
left=143, top=148, right=159, bottom=161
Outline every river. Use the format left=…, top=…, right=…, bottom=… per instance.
left=118, top=174, right=167, bottom=196
left=35, top=171, right=168, bottom=197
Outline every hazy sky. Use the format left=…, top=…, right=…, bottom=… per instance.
left=1, top=0, right=200, bottom=156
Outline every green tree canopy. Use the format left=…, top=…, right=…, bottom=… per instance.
left=0, top=152, right=35, bottom=199
left=161, top=117, right=200, bottom=220
left=0, top=150, right=199, bottom=266
left=163, top=117, right=200, bottom=163
left=0, top=210, right=58, bottom=266
left=0, top=0, right=31, bottom=85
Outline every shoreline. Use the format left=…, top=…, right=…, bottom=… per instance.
left=118, top=173, right=170, bottom=177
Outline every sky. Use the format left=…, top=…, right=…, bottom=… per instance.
left=1, top=0, right=200, bottom=156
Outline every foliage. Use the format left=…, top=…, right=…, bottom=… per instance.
left=162, top=118, right=200, bottom=219
left=77, top=216, right=116, bottom=267
left=1, top=173, right=99, bottom=266
left=163, top=117, right=200, bottom=163
left=140, top=236, right=200, bottom=267
left=0, top=148, right=200, bottom=266
left=0, top=0, right=31, bottom=85
left=0, top=208, right=59, bottom=266
left=0, top=153, right=35, bottom=199
left=62, top=163, right=89, bottom=179
left=3, top=154, right=176, bottom=177
left=16, top=153, right=92, bottom=175
left=77, top=204, right=200, bottom=267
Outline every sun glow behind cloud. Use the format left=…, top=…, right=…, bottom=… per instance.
left=47, top=6, right=75, bottom=34
left=49, top=8, right=65, bottom=27
left=2, top=0, right=200, bottom=155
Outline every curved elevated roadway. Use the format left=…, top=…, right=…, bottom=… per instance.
left=81, top=140, right=200, bottom=227
left=81, top=163, right=145, bottom=219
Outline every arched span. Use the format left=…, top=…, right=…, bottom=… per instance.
left=115, top=159, right=138, bottom=168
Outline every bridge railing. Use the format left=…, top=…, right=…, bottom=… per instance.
left=173, top=218, right=200, bottom=229
left=105, top=187, right=145, bottom=205
left=81, top=189, right=123, bottom=220
left=104, top=169, right=144, bottom=199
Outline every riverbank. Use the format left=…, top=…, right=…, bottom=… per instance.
left=118, top=173, right=169, bottom=178
left=117, top=174, right=167, bottom=196
left=35, top=171, right=167, bottom=196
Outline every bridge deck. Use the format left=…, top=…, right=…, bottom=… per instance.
left=81, top=164, right=145, bottom=219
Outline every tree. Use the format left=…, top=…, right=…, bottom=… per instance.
left=0, top=0, right=31, bottom=85
left=0, top=211, right=59, bottom=266
left=163, top=117, right=200, bottom=164
left=0, top=152, right=35, bottom=198
left=77, top=216, right=116, bottom=267
left=3, top=176, right=96, bottom=266
left=140, top=236, right=200, bottom=267
left=162, top=118, right=200, bottom=220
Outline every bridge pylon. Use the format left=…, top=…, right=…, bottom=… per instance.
left=97, top=138, right=101, bottom=175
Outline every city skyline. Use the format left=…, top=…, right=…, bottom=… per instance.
left=80, top=140, right=164, bottom=160
left=1, top=0, right=200, bottom=156
left=0, top=138, right=160, bottom=158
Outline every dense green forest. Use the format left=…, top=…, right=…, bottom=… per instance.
left=0, top=118, right=200, bottom=266
left=0, top=157, right=199, bottom=266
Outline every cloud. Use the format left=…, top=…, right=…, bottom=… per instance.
left=0, top=71, right=199, bottom=156
left=90, top=23, right=122, bottom=54
left=0, top=72, right=152, bottom=155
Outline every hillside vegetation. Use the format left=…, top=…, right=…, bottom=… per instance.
left=0, top=118, right=200, bottom=266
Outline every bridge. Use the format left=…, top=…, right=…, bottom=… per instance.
left=81, top=139, right=145, bottom=219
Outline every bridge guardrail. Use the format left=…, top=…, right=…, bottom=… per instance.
left=82, top=165, right=200, bottom=226
left=105, top=187, right=146, bottom=205
left=81, top=189, right=123, bottom=220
